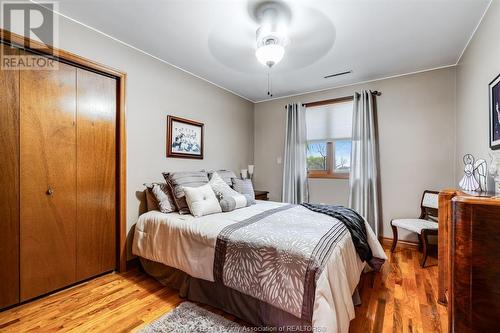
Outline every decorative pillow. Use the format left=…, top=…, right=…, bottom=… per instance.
left=208, top=172, right=254, bottom=212
left=183, top=184, right=222, bottom=217
left=163, top=171, right=209, bottom=215
left=151, top=183, right=176, bottom=213
left=144, top=183, right=176, bottom=213
left=219, top=194, right=255, bottom=212
left=144, top=185, right=160, bottom=212
left=232, top=178, right=255, bottom=200
left=208, top=170, right=237, bottom=187
left=209, top=172, right=240, bottom=199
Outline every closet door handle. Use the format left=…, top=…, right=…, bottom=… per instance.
left=46, top=187, right=54, bottom=196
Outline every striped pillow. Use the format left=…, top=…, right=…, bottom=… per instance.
left=231, top=178, right=255, bottom=200
left=163, top=171, right=209, bottom=214
left=151, top=183, right=177, bottom=213
left=144, top=183, right=176, bottom=213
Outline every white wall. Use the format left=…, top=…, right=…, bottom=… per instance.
left=13, top=1, right=497, bottom=248
left=11, top=14, right=255, bottom=255
left=254, top=67, right=457, bottom=241
left=308, top=179, right=349, bottom=206
left=456, top=0, right=500, bottom=183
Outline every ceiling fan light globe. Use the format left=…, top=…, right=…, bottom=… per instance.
left=255, top=44, right=285, bottom=67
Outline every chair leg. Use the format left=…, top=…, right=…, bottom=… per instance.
left=391, top=222, right=398, bottom=253
left=420, top=230, right=429, bottom=268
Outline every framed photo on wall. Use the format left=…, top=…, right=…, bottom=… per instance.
left=490, top=73, right=500, bottom=150
left=167, top=115, right=204, bottom=159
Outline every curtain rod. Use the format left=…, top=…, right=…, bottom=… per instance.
left=282, top=91, right=382, bottom=109
left=294, top=91, right=382, bottom=108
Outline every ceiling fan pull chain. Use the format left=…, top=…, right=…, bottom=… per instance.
left=267, top=71, right=270, bottom=96
left=270, top=73, right=273, bottom=97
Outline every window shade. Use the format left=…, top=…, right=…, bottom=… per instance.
left=306, top=101, right=353, bottom=141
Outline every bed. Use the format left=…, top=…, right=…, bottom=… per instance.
left=132, top=200, right=386, bottom=333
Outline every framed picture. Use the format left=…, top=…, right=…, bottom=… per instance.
left=167, top=115, right=204, bottom=159
left=490, top=73, right=500, bottom=150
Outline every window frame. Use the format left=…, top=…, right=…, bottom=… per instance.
left=307, top=140, right=350, bottom=179
left=305, top=96, right=353, bottom=180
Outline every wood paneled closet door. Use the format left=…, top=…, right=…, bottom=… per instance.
left=0, top=44, right=20, bottom=308
left=76, top=68, right=116, bottom=281
left=20, top=52, right=77, bottom=301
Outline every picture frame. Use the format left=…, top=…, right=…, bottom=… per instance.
left=167, top=115, right=204, bottom=159
left=490, top=73, right=500, bottom=150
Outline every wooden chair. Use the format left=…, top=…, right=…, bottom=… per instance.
left=390, top=190, right=439, bottom=267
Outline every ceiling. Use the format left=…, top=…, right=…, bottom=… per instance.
left=50, top=0, right=490, bottom=102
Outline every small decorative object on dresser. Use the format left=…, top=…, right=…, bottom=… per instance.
left=166, top=115, right=204, bottom=159
left=489, top=152, right=500, bottom=194
left=458, top=154, right=487, bottom=191
left=254, top=190, right=269, bottom=201
left=489, top=73, right=500, bottom=150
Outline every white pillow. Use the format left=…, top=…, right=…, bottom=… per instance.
left=183, top=184, right=222, bottom=217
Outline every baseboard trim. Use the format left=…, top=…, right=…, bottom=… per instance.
left=380, top=237, right=419, bottom=250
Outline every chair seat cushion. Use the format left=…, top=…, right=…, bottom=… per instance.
left=392, top=219, right=438, bottom=234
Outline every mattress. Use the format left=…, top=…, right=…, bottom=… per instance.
left=132, top=201, right=386, bottom=333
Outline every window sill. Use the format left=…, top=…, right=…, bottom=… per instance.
left=308, top=173, right=349, bottom=180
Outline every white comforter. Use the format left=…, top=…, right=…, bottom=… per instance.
left=132, top=201, right=386, bottom=333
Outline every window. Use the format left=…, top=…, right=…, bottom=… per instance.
left=306, top=98, right=353, bottom=179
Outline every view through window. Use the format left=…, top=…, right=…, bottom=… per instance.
left=307, top=140, right=352, bottom=171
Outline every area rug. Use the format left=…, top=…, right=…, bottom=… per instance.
left=138, top=301, right=246, bottom=333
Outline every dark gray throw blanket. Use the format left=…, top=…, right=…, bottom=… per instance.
left=302, top=203, right=385, bottom=272
left=302, top=203, right=370, bottom=260
left=301, top=203, right=384, bottom=271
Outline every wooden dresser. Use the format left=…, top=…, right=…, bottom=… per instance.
left=438, top=189, right=500, bottom=332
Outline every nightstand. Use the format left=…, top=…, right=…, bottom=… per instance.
left=254, top=190, right=269, bottom=201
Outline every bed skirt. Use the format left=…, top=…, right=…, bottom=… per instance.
left=140, top=257, right=361, bottom=330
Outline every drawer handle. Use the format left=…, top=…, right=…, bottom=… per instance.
left=46, top=187, right=54, bottom=196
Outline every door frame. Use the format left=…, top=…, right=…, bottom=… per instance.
left=0, top=29, right=128, bottom=272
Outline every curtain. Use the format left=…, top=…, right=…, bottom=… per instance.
left=282, top=103, right=309, bottom=204
left=348, top=91, right=381, bottom=236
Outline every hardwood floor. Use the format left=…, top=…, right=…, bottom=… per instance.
left=350, top=244, right=446, bottom=333
left=0, top=244, right=446, bottom=332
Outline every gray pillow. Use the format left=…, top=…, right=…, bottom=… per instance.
left=208, top=170, right=237, bottom=187
left=151, top=183, right=176, bottom=213
left=220, top=194, right=255, bottom=212
left=144, top=183, right=176, bottom=213
left=144, top=186, right=160, bottom=212
left=163, top=171, right=209, bottom=214
left=232, top=178, right=255, bottom=200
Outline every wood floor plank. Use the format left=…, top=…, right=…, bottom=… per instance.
left=0, top=244, right=446, bottom=332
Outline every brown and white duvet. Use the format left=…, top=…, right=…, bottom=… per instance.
left=133, top=201, right=386, bottom=333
